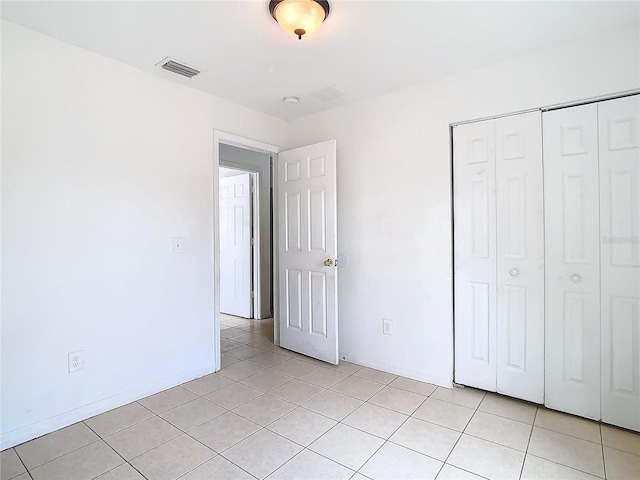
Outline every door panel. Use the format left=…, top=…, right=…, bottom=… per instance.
left=285, top=269, right=302, bottom=329
left=599, top=95, right=640, bottom=432
left=285, top=192, right=301, bottom=251
left=220, top=174, right=253, bottom=318
left=278, top=140, right=338, bottom=364
left=544, top=104, right=601, bottom=420
left=454, top=119, right=498, bottom=391
left=495, top=112, right=544, bottom=403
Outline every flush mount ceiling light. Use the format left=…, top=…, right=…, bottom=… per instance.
left=269, top=0, right=330, bottom=40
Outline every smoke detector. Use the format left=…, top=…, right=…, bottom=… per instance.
left=282, top=96, right=300, bottom=105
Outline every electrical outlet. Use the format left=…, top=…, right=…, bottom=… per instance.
left=68, top=351, right=84, bottom=373
left=383, top=319, right=393, bottom=335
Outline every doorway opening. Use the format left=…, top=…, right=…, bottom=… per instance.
left=213, top=131, right=281, bottom=371
left=214, top=132, right=339, bottom=370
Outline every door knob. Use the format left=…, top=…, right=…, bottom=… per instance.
left=571, top=274, right=581, bottom=283
left=324, top=258, right=334, bottom=267
left=509, top=268, right=518, bottom=276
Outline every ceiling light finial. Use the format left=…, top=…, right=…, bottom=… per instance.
left=269, top=0, right=330, bottom=40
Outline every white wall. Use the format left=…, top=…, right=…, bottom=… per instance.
left=286, top=26, right=640, bottom=387
left=220, top=144, right=273, bottom=319
left=0, top=20, right=286, bottom=449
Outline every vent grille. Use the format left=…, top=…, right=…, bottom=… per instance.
left=307, top=84, right=344, bottom=102
left=160, top=59, right=200, bottom=78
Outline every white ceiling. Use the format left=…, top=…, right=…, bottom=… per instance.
left=2, top=1, right=637, bottom=120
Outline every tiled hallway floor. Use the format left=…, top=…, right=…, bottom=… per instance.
left=2, top=315, right=639, bottom=480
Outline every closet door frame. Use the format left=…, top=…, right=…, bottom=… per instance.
left=452, top=91, right=639, bottom=429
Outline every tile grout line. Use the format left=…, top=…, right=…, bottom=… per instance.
left=81, top=421, right=150, bottom=480
left=532, top=423, right=607, bottom=446
left=518, top=405, right=538, bottom=479
left=439, top=402, right=475, bottom=476
left=155, top=317, right=265, bottom=478
left=262, top=445, right=329, bottom=479
left=353, top=392, right=424, bottom=473
left=102, top=390, right=210, bottom=476
left=438, top=390, right=488, bottom=475
left=525, top=452, right=609, bottom=479
left=438, top=403, right=487, bottom=480
left=188, top=336, right=314, bottom=478
left=11, top=447, right=31, bottom=480
left=350, top=384, right=480, bottom=476
left=17, top=437, right=103, bottom=476
left=301, top=421, right=372, bottom=475
left=352, top=389, right=433, bottom=476
left=600, top=422, right=607, bottom=479
left=525, top=411, right=610, bottom=479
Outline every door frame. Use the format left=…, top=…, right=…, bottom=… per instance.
left=213, top=130, right=281, bottom=371
left=219, top=167, right=259, bottom=319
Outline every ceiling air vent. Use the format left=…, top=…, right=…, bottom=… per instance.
left=306, top=83, right=344, bottom=102
left=156, top=57, right=200, bottom=78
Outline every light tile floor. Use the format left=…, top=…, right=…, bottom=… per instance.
left=2, top=314, right=639, bottom=480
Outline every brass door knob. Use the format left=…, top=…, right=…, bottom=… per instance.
left=324, top=258, right=334, bottom=267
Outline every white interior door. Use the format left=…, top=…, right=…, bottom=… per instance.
left=220, top=173, right=253, bottom=318
left=543, top=104, right=601, bottom=420
left=495, top=112, right=545, bottom=403
left=454, top=119, right=498, bottom=391
left=599, top=95, right=640, bottom=432
left=278, top=140, right=338, bottom=364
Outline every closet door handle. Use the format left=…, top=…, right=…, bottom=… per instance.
left=571, top=274, right=581, bottom=283
left=509, top=268, right=518, bottom=276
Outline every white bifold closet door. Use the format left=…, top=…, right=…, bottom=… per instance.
left=598, top=95, right=640, bottom=431
left=495, top=113, right=544, bottom=403
left=544, top=95, right=640, bottom=430
left=454, top=111, right=544, bottom=403
left=543, top=104, right=601, bottom=420
left=454, top=119, right=497, bottom=392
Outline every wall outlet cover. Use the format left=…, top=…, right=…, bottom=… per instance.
left=383, top=319, right=393, bottom=335
left=68, top=351, right=84, bottom=373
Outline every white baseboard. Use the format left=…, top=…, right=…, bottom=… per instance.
left=1, top=361, right=216, bottom=450
left=339, top=352, right=453, bottom=388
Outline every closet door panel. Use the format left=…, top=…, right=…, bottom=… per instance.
left=454, top=119, right=497, bottom=391
left=543, top=104, right=601, bottom=420
left=599, top=95, right=640, bottom=432
left=495, top=112, right=544, bottom=403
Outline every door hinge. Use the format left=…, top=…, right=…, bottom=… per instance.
left=250, top=185, right=256, bottom=194
left=250, top=291, right=255, bottom=298
left=251, top=238, right=255, bottom=245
